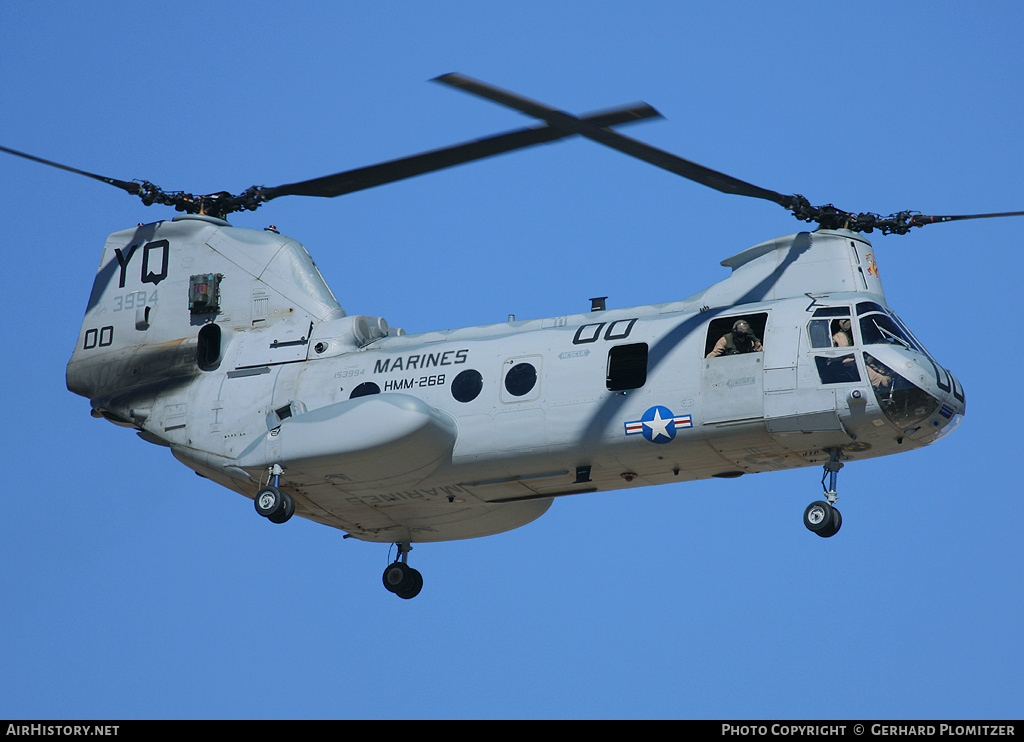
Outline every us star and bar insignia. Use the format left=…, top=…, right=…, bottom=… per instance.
left=624, top=405, right=693, bottom=444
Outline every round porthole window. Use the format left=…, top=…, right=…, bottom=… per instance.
left=350, top=382, right=381, bottom=398
left=504, top=362, right=537, bottom=397
left=451, top=369, right=483, bottom=403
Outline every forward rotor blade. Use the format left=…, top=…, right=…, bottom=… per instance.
left=909, top=211, right=1024, bottom=227
left=434, top=73, right=797, bottom=209
left=832, top=208, right=1024, bottom=235
left=435, top=74, right=1024, bottom=235
left=260, top=101, right=660, bottom=201
left=0, top=144, right=140, bottom=195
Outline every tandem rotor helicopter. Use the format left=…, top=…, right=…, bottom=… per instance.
left=5, top=74, right=1022, bottom=599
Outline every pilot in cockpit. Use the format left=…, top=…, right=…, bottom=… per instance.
left=832, top=319, right=853, bottom=347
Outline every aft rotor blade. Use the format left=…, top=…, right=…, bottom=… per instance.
left=0, top=144, right=141, bottom=195
left=260, top=101, right=661, bottom=201
left=2, top=100, right=658, bottom=218
left=434, top=73, right=797, bottom=209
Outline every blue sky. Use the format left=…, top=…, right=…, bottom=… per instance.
left=1, top=0, right=1021, bottom=720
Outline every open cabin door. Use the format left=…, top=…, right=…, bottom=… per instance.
left=700, top=313, right=778, bottom=471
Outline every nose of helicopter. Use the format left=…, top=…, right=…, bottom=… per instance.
left=862, top=348, right=965, bottom=444
left=933, top=368, right=966, bottom=441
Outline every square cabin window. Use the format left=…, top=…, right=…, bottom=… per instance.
left=607, top=343, right=648, bottom=391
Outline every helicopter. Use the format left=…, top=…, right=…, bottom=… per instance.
left=5, top=74, right=1021, bottom=599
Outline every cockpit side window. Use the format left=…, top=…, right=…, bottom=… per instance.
left=808, top=318, right=854, bottom=349
left=814, top=306, right=852, bottom=318
left=808, top=307, right=853, bottom=349
left=814, top=354, right=861, bottom=384
left=808, top=307, right=858, bottom=384
left=808, top=320, right=832, bottom=349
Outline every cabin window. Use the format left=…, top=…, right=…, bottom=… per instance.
left=500, top=356, right=542, bottom=402
left=504, top=362, right=538, bottom=397
left=606, top=343, right=648, bottom=391
left=197, top=323, right=221, bottom=371
left=704, top=313, right=767, bottom=358
left=451, top=369, right=484, bottom=403
left=350, top=382, right=381, bottom=398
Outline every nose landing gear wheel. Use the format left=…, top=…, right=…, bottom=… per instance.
left=254, top=485, right=294, bottom=523
left=254, top=466, right=294, bottom=524
left=803, top=448, right=844, bottom=538
left=382, top=562, right=423, bottom=599
left=803, top=500, right=841, bottom=538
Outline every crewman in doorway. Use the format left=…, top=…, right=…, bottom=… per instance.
left=706, top=319, right=763, bottom=357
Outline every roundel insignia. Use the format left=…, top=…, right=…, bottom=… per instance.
left=624, top=405, right=693, bottom=444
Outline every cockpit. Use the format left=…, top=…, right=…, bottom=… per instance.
left=806, top=302, right=965, bottom=441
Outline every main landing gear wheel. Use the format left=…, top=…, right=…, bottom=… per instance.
left=254, top=485, right=294, bottom=524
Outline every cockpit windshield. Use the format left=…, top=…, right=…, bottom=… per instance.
left=860, top=312, right=914, bottom=349
left=857, top=302, right=932, bottom=359
left=804, top=303, right=961, bottom=439
left=864, top=352, right=940, bottom=430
